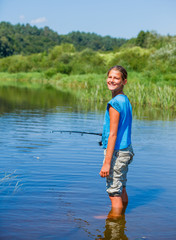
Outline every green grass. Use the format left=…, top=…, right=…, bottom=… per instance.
left=0, top=71, right=175, bottom=109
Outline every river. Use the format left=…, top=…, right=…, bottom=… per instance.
left=0, top=86, right=176, bottom=240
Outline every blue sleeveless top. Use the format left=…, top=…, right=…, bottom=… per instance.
left=102, top=95, right=132, bottom=150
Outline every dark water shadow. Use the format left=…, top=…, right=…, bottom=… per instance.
left=132, top=105, right=176, bottom=121
left=127, top=187, right=164, bottom=213
left=0, top=85, right=76, bottom=114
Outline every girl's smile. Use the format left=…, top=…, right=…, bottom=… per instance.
left=107, top=69, right=127, bottom=96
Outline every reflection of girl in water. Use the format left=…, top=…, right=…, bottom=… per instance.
left=100, top=65, right=134, bottom=218
left=99, top=213, right=128, bottom=240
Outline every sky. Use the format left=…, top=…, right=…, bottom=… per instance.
left=0, top=0, right=175, bottom=39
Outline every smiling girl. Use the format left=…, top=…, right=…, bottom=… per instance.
left=100, top=65, right=134, bottom=218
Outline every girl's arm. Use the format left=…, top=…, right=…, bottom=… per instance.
left=99, top=106, right=120, bottom=178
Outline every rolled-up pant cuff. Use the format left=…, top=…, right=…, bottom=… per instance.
left=108, top=193, right=121, bottom=197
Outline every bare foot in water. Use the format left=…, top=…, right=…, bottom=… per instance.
left=107, top=208, right=124, bottom=219
left=94, top=207, right=124, bottom=220
left=94, top=215, right=107, bottom=219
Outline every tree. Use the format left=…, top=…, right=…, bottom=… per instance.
left=0, top=36, right=14, bottom=57
left=135, top=31, right=147, bottom=48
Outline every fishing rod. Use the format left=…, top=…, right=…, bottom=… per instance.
left=51, top=130, right=102, bottom=145
left=51, top=130, right=102, bottom=136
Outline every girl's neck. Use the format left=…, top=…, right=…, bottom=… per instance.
left=112, top=90, right=124, bottom=98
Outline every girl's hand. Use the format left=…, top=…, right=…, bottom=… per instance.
left=99, top=163, right=110, bottom=178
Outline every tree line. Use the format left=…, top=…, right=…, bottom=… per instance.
left=1, top=22, right=175, bottom=58
left=0, top=21, right=127, bottom=57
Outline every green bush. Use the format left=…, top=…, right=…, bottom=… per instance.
left=48, top=44, right=75, bottom=60
left=7, top=55, right=32, bottom=73
left=146, top=41, right=176, bottom=74
left=70, top=48, right=106, bottom=74
left=109, top=47, right=151, bottom=71
left=56, top=62, right=72, bottom=74
left=44, top=68, right=57, bottom=78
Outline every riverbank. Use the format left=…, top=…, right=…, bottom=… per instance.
left=0, top=71, right=175, bottom=109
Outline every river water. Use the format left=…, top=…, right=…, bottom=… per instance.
left=0, top=86, right=176, bottom=240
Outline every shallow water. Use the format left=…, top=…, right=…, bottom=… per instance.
left=0, top=86, right=176, bottom=240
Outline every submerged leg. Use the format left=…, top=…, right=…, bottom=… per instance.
left=122, top=187, right=128, bottom=214
left=108, top=195, right=123, bottom=218
left=108, top=187, right=128, bottom=218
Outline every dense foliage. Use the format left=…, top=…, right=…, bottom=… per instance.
left=0, top=40, right=175, bottom=86
left=0, top=22, right=126, bottom=57
left=123, top=30, right=174, bottom=49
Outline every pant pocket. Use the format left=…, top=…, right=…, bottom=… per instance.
left=118, top=151, right=134, bottom=165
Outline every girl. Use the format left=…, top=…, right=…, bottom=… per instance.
left=100, top=65, right=134, bottom=218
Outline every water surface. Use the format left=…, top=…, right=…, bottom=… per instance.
left=0, top=86, right=176, bottom=240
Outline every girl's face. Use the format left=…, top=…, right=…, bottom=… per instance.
left=107, top=69, right=127, bottom=93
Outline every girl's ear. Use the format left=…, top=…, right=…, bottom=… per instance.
left=123, top=79, right=127, bottom=85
